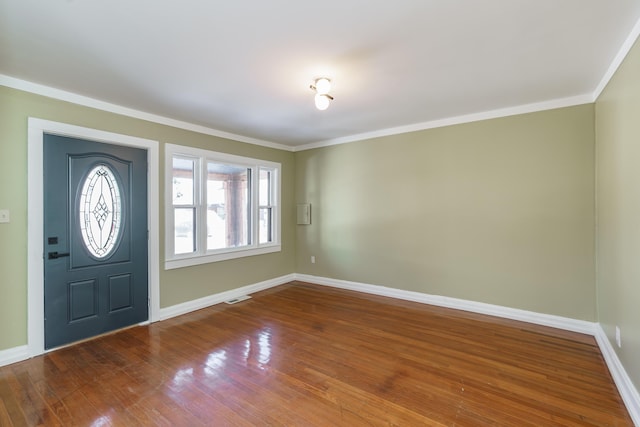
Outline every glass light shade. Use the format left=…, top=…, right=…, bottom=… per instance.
left=314, top=94, right=330, bottom=110
left=314, top=78, right=331, bottom=95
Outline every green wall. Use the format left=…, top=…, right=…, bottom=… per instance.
left=4, top=38, right=639, bottom=404
left=1, top=73, right=628, bottom=366
left=596, top=36, right=640, bottom=390
left=295, top=105, right=596, bottom=320
left=0, top=85, right=296, bottom=351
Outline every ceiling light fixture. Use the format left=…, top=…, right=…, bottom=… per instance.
left=310, top=78, right=334, bottom=111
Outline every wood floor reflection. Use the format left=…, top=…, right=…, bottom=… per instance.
left=0, top=282, right=633, bottom=426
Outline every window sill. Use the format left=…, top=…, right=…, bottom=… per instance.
left=164, top=244, right=281, bottom=270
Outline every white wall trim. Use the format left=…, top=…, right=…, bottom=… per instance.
left=27, top=118, right=160, bottom=357
left=3, top=15, right=640, bottom=155
left=295, top=274, right=596, bottom=334
left=295, top=274, right=640, bottom=421
left=159, top=274, right=296, bottom=321
left=1, top=73, right=592, bottom=154
left=592, top=14, right=640, bottom=100
left=0, top=346, right=29, bottom=367
left=0, top=273, right=294, bottom=367
left=594, top=325, right=640, bottom=426
left=4, top=271, right=640, bottom=425
left=293, top=95, right=593, bottom=152
left=1, top=74, right=291, bottom=152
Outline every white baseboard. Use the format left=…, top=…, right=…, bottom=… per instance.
left=295, top=273, right=640, bottom=424
left=3, top=271, right=638, bottom=425
left=0, top=345, right=30, bottom=368
left=159, top=274, right=296, bottom=321
left=295, top=274, right=596, bottom=335
left=594, top=325, right=640, bottom=426
left=0, top=274, right=294, bottom=368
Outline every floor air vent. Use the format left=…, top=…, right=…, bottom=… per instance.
left=224, top=295, right=251, bottom=305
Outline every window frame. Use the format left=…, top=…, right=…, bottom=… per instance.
left=165, top=143, right=281, bottom=270
left=258, top=167, right=277, bottom=245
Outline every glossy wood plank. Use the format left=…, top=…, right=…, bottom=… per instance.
left=0, top=282, right=632, bottom=426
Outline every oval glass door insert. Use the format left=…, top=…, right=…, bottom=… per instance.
left=79, top=164, right=123, bottom=258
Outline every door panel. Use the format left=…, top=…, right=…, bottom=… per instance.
left=109, top=274, right=133, bottom=312
left=68, top=279, right=98, bottom=322
left=44, top=134, right=148, bottom=349
left=69, top=155, right=131, bottom=268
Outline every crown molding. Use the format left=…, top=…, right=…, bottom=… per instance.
left=293, top=94, right=594, bottom=151
left=4, top=8, right=640, bottom=155
left=0, top=74, right=593, bottom=154
left=592, top=14, right=640, bottom=100
left=294, top=14, right=640, bottom=152
left=293, top=94, right=593, bottom=152
left=0, top=74, right=294, bottom=152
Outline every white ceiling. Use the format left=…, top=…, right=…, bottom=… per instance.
left=2, top=1, right=640, bottom=149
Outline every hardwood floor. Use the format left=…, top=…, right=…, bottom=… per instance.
left=0, top=282, right=632, bottom=426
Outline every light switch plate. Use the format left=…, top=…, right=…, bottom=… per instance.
left=0, top=209, right=9, bottom=223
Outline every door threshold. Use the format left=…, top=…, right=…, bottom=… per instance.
left=44, top=322, right=147, bottom=354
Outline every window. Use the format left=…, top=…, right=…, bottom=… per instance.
left=79, top=164, right=123, bottom=258
left=259, top=168, right=276, bottom=244
left=165, top=144, right=281, bottom=269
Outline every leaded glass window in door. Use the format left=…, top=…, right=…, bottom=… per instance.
left=78, top=164, right=123, bottom=258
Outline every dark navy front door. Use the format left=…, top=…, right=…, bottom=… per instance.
left=43, top=134, right=148, bottom=349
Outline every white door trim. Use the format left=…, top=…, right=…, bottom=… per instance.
left=27, top=118, right=160, bottom=357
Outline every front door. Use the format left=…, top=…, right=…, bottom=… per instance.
left=43, top=134, right=148, bottom=349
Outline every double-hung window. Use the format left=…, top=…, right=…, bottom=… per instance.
left=165, top=144, right=281, bottom=269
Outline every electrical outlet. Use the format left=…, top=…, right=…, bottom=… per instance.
left=311, top=255, right=316, bottom=264
left=615, top=326, right=622, bottom=348
left=0, top=209, right=9, bottom=224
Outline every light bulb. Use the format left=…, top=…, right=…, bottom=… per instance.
left=314, top=94, right=330, bottom=110
left=314, top=78, right=331, bottom=95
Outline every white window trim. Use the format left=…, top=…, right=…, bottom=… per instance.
left=164, top=143, right=281, bottom=270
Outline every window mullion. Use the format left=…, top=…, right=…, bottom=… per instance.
left=247, top=165, right=258, bottom=247
left=268, top=168, right=276, bottom=244
left=272, top=168, right=279, bottom=244
left=257, top=167, right=274, bottom=246
left=196, top=156, right=206, bottom=255
left=250, top=165, right=257, bottom=248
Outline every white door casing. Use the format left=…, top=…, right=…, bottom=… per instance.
left=27, top=117, right=160, bottom=356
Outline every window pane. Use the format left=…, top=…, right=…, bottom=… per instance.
left=173, top=157, right=194, bottom=205
left=259, top=207, right=272, bottom=244
left=79, top=164, right=122, bottom=258
left=174, top=207, right=195, bottom=254
left=207, top=162, right=250, bottom=250
left=259, top=169, right=271, bottom=206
